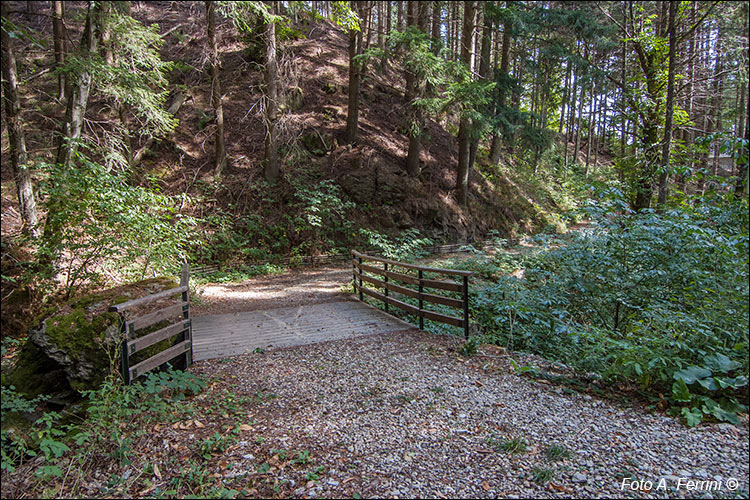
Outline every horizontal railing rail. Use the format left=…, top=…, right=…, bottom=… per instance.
left=109, top=264, right=192, bottom=383
left=351, top=250, right=473, bottom=338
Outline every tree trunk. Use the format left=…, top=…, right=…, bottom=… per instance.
left=559, top=62, right=570, bottom=135
left=377, top=1, right=384, bottom=50
left=573, top=79, right=585, bottom=165
left=585, top=84, right=596, bottom=176
left=469, top=1, right=492, bottom=171
left=56, top=1, right=98, bottom=170
left=397, top=0, right=404, bottom=30
left=206, top=1, right=227, bottom=176
left=489, top=4, right=511, bottom=166
left=52, top=1, right=67, bottom=101
left=1, top=1, right=40, bottom=237
left=387, top=0, right=392, bottom=35
left=263, top=7, right=280, bottom=183
left=404, top=1, right=421, bottom=176
left=711, top=25, right=724, bottom=177
left=452, top=1, right=459, bottom=60
left=345, top=2, right=363, bottom=144
left=657, top=0, right=677, bottom=208
left=595, top=87, right=606, bottom=167
left=431, top=1, right=441, bottom=50
left=456, top=0, right=476, bottom=206
left=417, top=0, right=429, bottom=31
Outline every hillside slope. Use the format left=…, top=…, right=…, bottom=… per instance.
left=134, top=3, right=566, bottom=248
left=1, top=2, right=570, bottom=264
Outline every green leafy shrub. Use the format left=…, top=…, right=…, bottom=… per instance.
left=358, top=228, right=433, bottom=262
left=474, top=197, right=749, bottom=425
left=37, top=154, right=195, bottom=297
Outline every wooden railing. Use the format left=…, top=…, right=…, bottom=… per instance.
left=351, top=250, right=474, bottom=339
left=109, top=264, right=192, bottom=384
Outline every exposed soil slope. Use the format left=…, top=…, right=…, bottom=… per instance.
left=1, top=1, right=561, bottom=246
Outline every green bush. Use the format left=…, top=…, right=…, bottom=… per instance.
left=474, top=197, right=749, bottom=425
left=358, top=228, right=433, bottom=262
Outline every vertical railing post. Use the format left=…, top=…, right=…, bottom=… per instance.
left=120, top=316, right=130, bottom=385
left=418, top=269, right=424, bottom=330
left=383, top=262, right=389, bottom=313
left=358, top=256, right=363, bottom=301
left=463, top=275, right=469, bottom=340
left=181, top=261, right=192, bottom=367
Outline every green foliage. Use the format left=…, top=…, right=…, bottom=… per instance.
left=291, top=179, right=355, bottom=255
left=531, top=467, right=555, bottom=485
left=195, top=263, right=287, bottom=284
left=544, top=444, right=571, bottom=461
left=95, top=7, right=176, bottom=136
left=669, top=354, right=747, bottom=426
left=195, top=432, right=235, bottom=459
left=358, top=228, right=432, bottom=262
left=474, top=196, right=749, bottom=425
left=36, top=154, right=195, bottom=296
left=1, top=384, right=47, bottom=472
left=459, top=337, right=479, bottom=357
left=331, top=1, right=360, bottom=32
left=490, top=437, right=528, bottom=454
left=55, top=4, right=177, bottom=169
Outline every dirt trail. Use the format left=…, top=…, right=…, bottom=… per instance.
left=192, top=265, right=352, bottom=316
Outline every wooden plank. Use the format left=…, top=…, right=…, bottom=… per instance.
left=357, top=264, right=462, bottom=292
left=129, top=303, right=187, bottom=332
left=422, top=309, right=464, bottom=328
left=354, top=283, right=464, bottom=328
left=110, top=286, right=188, bottom=312
left=356, top=283, right=421, bottom=315
left=129, top=339, right=191, bottom=380
left=419, top=290, right=463, bottom=308
left=353, top=270, right=463, bottom=308
left=384, top=268, right=462, bottom=292
left=128, top=320, right=189, bottom=354
left=352, top=260, right=386, bottom=276
left=351, top=250, right=474, bottom=277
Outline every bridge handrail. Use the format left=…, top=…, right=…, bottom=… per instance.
left=351, top=250, right=473, bottom=339
left=350, top=250, right=474, bottom=277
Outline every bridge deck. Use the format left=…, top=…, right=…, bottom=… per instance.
left=192, top=299, right=412, bottom=361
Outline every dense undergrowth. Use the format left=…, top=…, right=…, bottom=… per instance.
left=361, top=188, right=749, bottom=427
left=462, top=193, right=749, bottom=426
left=1, top=366, right=303, bottom=498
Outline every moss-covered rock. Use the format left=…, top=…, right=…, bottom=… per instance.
left=6, top=277, right=179, bottom=402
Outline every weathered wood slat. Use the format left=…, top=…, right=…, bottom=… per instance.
left=353, top=270, right=464, bottom=308
left=422, top=309, right=464, bottom=327
left=129, top=339, right=191, bottom=379
left=388, top=269, right=462, bottom=292
left=352, top=250, right=474, bottom=277
left=129, top=303, right=187, bottom=332
left=110, top=286, right=188, bottom=312
left=353, top=260, right=463, bottom=292
left=354, top=282, right=464, bottom=328
left=355, top=282, right=420, bottom=316
left=128, top=320, right=189, bottom=354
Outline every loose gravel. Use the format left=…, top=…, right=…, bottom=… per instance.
left=191, top=329, right=749, bottom=499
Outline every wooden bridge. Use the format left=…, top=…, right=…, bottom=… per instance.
left=192, top=300, right=411, bottom=361
left=112, top=252, right=472, bottom=381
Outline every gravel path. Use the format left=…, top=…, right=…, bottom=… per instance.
left=191, top=330, right=749, bottom=499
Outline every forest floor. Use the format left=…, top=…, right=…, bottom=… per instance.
left=4, top=237, right=749, bottom=499
left=180, top=243, right=747, bottom=499
left=5, top=329, right=747, bottom=498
